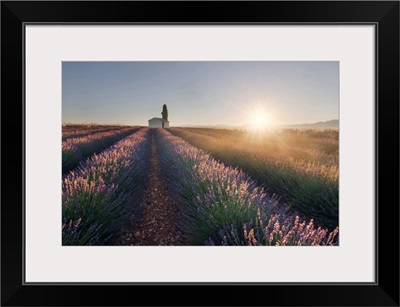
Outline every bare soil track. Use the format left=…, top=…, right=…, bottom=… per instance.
left=117, top=131, right=185, bottom=246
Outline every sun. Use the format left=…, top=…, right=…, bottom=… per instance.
left=244, top=103, right=273, bottom=132
left=250, top=111, right=269, bottom=130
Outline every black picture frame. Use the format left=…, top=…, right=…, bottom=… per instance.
left=1, top=1, right=399, bottom=306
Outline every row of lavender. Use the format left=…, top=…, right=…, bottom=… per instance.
left=62, top=128, right=151, bottom=245
left=62, top=126, right=139, bottom=174
left=62, top=125, right=126, bottom=141
left=156, top=129, right=338, bottom=246
left=169, top=128, right=338, bottom=231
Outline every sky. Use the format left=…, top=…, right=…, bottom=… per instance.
left=62, top=61, right=339, bottom=127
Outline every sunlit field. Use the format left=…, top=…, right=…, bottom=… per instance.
left=169, top=127, right=339, bottom=231
left=62, top=124, right=339, bottom=246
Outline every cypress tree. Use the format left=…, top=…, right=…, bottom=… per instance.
left=161, top=104, right=168, bottom=121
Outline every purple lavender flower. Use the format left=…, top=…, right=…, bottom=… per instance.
left=155, top=128, right=338, bottom=246
left=62, top=128, right=151, bottom=245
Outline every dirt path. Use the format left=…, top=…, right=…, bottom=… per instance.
left=117, top=131, right=185, bottom=246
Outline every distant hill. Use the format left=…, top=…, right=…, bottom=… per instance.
left=278, top=119, right=339, bottom=129
left=175, top=119, right=339, bottom=130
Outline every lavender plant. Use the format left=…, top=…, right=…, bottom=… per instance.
left=62, top=126, right=139, bottom=174
left=169, top=128, right=338, bottom=231
left=155, top=129, right=338, bottom=246
left=62, top=128, right=151, bottom=245
left=210, top=212, right=339, bottom=246
left=62, top=124, right=125, bottom=141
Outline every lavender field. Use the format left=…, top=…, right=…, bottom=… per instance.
left=62, top=124, right=339, bottom=246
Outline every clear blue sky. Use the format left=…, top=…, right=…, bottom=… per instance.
left=62, top=61, right=339, bottom=126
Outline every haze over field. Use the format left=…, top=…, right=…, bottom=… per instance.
left=62, top=61, right=339, bottom=127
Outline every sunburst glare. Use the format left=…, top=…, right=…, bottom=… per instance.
left=250, top=112, right=269, bottom=130
left=247, top=105, right=271, bottom=131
